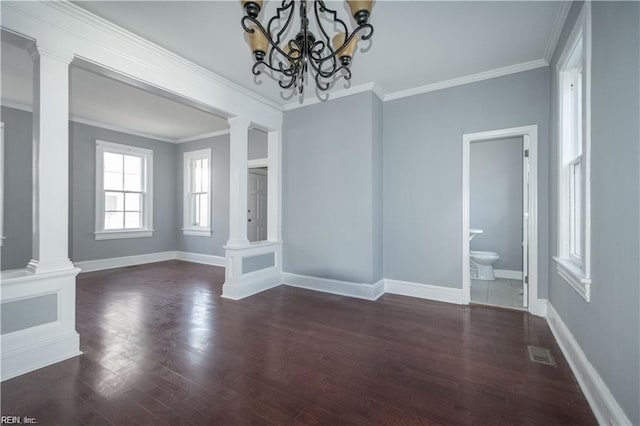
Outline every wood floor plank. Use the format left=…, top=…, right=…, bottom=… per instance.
left=1, top=261, right=596, bottom=425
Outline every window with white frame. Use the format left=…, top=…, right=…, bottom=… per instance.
left=95, top=141, right=153, bottom=240
left=183, top=149, right=212, bottom=236
left=554, top=3, right=591, bottom=301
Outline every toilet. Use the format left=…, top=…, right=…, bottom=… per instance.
left=470, top=251, right=500, bottom=280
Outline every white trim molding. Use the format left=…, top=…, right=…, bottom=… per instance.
left=1, top=100, right=230, bottom=144
left=546, top=303, right=632, bottom=426
left=494, top=269, right=524, bottom=280
left=175, top=251, right=225, bottom=267
left=95, top=140, right=154, bottom=240
left=384, top=59, right=548, bottom=102
left=74, top=251, right=227, bottom=272
left=182, top=148, right=213, bottom=237
left=74, top=251, right=176, bottom=273
left=554, top=2, right=592, bottom=303
left=543, top=1, right=572, bottom=63
left=282, top=273, right=385, bottom=301
left=175, top=129, right=230, bottom=143
left=463, top=125, right=543, bottom=316
left=385, top=279, right=464, bottom=305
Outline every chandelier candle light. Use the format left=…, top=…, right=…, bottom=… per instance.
left=241, top=0, right=374, bottom=94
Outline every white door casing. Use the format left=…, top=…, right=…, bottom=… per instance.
left=462, top=125, right=542, bottom=316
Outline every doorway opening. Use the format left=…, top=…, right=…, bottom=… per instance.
left=247, top=129, right=268, bottom=243
left=462, top=126, right=542, bottom=315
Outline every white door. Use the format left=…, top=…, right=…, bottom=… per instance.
left=522, top=136, right=530, bottom=308
left=247, top=169, right=268, bottom=242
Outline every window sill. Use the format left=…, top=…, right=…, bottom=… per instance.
left=95, top=230, right=153, bottom=240
left=182, top=228, right=212, bottom=237
left=552, top=256, right=591, bottom=302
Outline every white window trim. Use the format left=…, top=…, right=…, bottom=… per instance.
left=182, top=148, right=212, bottom=237
left=553, top=2, right=592, bottom=302
left=95, top=140, right=154, bottom=240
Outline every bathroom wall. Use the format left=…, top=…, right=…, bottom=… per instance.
left=470, top=137, right=523, bottom=272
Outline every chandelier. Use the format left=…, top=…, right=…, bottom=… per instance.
left=240, top=0, right=374, bottom=94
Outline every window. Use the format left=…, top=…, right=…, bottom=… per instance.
left=95, top=141, right=153, bottom=240
left=183, top=149, right=212, bottom=236
left=554, top=3, right=591, bottom=301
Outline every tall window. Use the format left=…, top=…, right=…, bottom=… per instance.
left=554, top=3, right=591, bottom=301
left=183, top=149, right=212, bottom=236
left=95, top=141, right=153, bottom=240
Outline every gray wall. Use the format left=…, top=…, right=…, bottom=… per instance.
left=548, top=2, right=640, bottom=423
left=283, top=92, right=381, bottom=283
left=372, top=94, right=383, bottom=282
left=1, top=106, right=32, bottom=270
left=70, top=122, right=178, bottom=261
left=470, top=137, right=523, bottom=271
left=383, top=67, right=550, bottom=291
left=176, top=134, right=230, bottom=257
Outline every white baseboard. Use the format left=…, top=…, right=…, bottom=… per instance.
left=175, top=251, right=225, bottom=267
left=494, top=269, right=523, bottom=280
left=546, top=303, right=631, bottom=426
left=384, top=278, right=465, bottom=305
left=282, top=273, right=385, bottom=301
left=1, top=331, right=81, bottom=382
left=74, top=250, right=227, bottom=273
left=74, top=251, right=177, bottom=273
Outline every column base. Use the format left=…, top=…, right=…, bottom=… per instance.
left=221, top=241, right=283, bottom=300
left=26, top=258, right=76, bottom=274
left=1, top=267, right=81, bottom=381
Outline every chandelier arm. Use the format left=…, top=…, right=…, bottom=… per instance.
left=315, top=0, right=348, bottom=39
left=314, top=64, right=352, bottom=91
left=317, top=23, right=373, bottom=67
left=266, top=0, right=296, bottom=44
left=242, top=15, right=297, bottom=64
left=308, top=42, right=339, bottom=77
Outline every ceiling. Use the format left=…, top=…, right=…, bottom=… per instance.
left=2, top=1, right=566, bottom=137
left=73, top=1, right=565, bottom=106
left=1, top=41, right=229, bottom=142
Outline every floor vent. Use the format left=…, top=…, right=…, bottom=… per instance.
left=527, top=345, right=556, bottom=366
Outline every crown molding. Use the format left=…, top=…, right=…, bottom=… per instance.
left=280, top=58, right=549, bottom=110
left=383, top=59, right=548, bottom=102
left=71, top=117, right=178, bottom=143
left=1, top=99, right=228, bottom=144
left=281, top=82, right=384, bottom=111
left=543, top=1, right=572, bottom=63
left=175, top=129, right=230, bottom=143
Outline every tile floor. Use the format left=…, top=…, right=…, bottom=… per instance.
left=471, top=277, right=524, bottom=309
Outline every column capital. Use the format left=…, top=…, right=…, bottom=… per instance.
left=227, top=116, right=252, bottom=130
left=27, top=43, right=74, bottom=64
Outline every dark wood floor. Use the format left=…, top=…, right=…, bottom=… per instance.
left=1, top=261, right=596, bottom=425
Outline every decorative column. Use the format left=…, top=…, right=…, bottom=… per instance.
left=226, top=117, right=251, bottom=248
left=222, top=119, right=283, bottom=300
left=26, top=44, right=75, bottom=274
left=0, top=43, right=81, bottom=382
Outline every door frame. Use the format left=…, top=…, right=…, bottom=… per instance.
left=462, top=125, right=544, bottom=316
